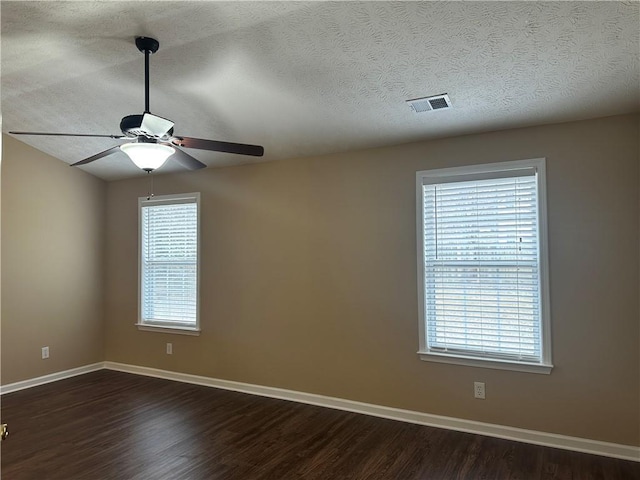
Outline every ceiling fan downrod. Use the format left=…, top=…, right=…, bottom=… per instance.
left=135, top=37, right=159, bottom=114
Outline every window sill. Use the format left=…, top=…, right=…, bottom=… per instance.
left=136, top=323, right=201, bottom=336
left=418, top=351, right=553, bottom=374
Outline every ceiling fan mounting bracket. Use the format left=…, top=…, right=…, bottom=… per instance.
left=135, top=37, right=159, bottom=54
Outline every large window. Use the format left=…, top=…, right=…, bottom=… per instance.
left=416, top=159, right=552, bottom=373
left=137, top=193, right=200, bottom=335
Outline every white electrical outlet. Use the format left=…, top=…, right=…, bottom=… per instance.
left=474, top=382, right=485, bottom=399
left=41, top=346, right=49, bottom=359
left=166, top=343, right=173, bottom=355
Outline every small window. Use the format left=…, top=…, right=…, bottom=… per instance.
left=137, top=193, right=200, bottom=335
left=416, top=159, right=552, bottom=373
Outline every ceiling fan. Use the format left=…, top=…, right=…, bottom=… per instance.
left=9, top=37, right=264, bottom=172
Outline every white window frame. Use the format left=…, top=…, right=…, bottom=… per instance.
left=416, top=158, right=552, bottom=374
left=136, top=192, right=201, bottom=336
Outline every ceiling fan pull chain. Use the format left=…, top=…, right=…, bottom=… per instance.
left=146, top=171, right=154, bottom=200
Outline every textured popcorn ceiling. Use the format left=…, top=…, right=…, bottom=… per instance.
left=2, top=1, right=638, bottom=180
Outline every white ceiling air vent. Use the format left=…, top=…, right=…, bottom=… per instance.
left=407, top=94, right=452, bottom=113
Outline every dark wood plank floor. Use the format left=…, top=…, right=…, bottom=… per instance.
left=1, top=370, right=638, bottom=480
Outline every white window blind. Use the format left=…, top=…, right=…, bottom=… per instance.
left=417, top=159, right=551, bottom=371
left=140, top=194, right=199, bottom=328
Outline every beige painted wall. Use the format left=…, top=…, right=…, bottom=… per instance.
left=104, top=114, right=640, bottom=446
left=1, top=135, right=106, bottom=384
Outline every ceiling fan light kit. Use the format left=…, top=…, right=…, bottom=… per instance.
left=9, top=37, right=264, bottom=173
left=120, top=142, right=175, bottom=172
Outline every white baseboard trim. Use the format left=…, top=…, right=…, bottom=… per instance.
left=103, top=361, right=640, bottom=462
left=3, top=362, right=638, bottom=462
left=0, top=363, right=104, bottom=395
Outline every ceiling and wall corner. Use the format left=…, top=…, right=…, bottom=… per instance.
left=1, top=1, right=638, bottom=180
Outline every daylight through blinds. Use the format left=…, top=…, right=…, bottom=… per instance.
left=422, top=171, right=542, bottom=362
left=141, top=201, right=197, bottom=325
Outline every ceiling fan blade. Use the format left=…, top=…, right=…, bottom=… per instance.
left=70, top=145, right=122, bottom=166
left=170, top=136, right=264, bottom=157
left=9, top=131, right=125, bottom=139
left=165, top=146, right=207, bottom=170
left=141, top=113, right=174, bottom=137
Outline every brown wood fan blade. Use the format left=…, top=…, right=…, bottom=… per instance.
left=70, top=146, right=122, bottom=166
left=10, top=131, right=125, bottom=139
left=170, top=136, right=264, bottom=157
left=164, top=146, right=207, bottom=170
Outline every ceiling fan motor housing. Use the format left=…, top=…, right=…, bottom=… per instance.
left=120, top=114, right=173, bottom=139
